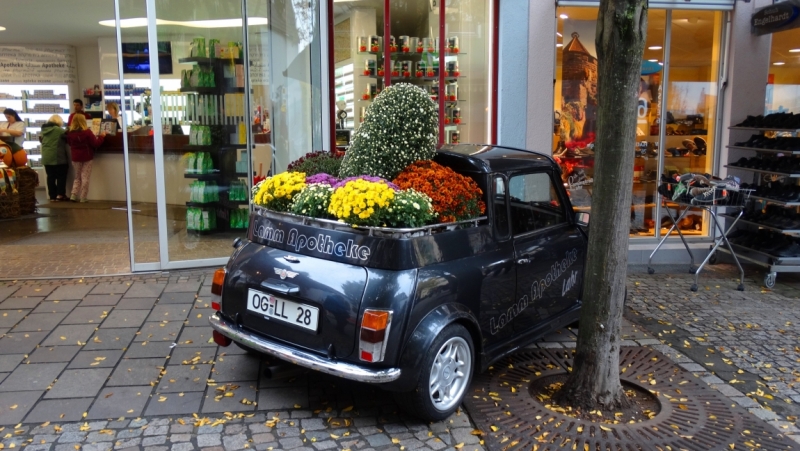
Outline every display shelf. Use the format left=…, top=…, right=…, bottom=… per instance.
left=188, top=229, right=221, bottom=235
left=183, top=172, right=221, bottom=181
left=730, top=126, right=800, bottom=132
left=235, top=172, right=249, bottom=177
left=186, top=201, right=219, bottom=208
left=184, top=144, right=246, bottom=151
left=359, top=75, right=465, bottom=81
left=725, top=242, right=800, bottom=264
left=721, top=214, right=800, bottom=235
left=357, top=51, right=467, bottom=56
left=179, top=57, right=243, bottom=65
left=180, top=86, right=244, bottom=94
left=749, top=196, right=800, bottom=207
left=723, top=165, right=800, bottom=178
left=19, top=112, right=67, bottom=116
left=726, top=145, right=800, bottom=155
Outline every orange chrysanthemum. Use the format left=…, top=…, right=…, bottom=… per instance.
left=393, top=160, right=485, bottom=223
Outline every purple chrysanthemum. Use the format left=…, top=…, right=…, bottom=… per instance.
left=332, top=175, right=401, bottom=191
left=305, top=173, right=339, bottom=186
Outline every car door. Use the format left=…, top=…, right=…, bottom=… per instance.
left=509, top=170, right=585, bottom=334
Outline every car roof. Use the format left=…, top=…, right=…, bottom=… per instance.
left=435, top=144, right=558, bottom=174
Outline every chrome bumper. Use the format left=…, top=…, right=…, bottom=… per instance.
left=208, top=314, right=401, bottom=384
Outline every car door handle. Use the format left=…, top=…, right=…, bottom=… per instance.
left=517, top=258, right=531, bottom=265
left=261, top=279, right=300, bottom=295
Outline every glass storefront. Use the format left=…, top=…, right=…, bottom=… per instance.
left=554, top=6, right=725, bottom=239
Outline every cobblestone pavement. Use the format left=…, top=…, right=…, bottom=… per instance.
left=0, top=265, right=799, bottom=450
left=0, top=270, right=484, bottom=451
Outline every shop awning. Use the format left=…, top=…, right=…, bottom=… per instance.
left=557, top=0, right=734, bottom=10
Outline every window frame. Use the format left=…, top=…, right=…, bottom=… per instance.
left=507, top=170, right=570, bottom=238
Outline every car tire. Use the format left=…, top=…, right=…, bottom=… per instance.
left=394, top=323, right=474, bottom=421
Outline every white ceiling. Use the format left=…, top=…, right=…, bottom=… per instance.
left=0, top=0, right=117, bottom=47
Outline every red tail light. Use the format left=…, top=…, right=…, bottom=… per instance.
left=359, top=310, right=392, bottom=363
left=211, top=268, right=226, bottom=296
left=212, top=330, right=232, bottom=347
left=211, top=301, right=221, bottom=311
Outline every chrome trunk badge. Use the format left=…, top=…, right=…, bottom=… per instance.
left=274, top=268, right=298, bottom=280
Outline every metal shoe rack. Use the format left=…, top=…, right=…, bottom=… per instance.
left=720, top=124, right=800, bottom=288
left=648, top=181, right=753, bottom=292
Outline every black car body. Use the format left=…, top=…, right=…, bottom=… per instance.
left=209, top=144, right=589, bottom=419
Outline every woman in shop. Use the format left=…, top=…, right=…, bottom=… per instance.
left=0, top=108, right=26, bottom=149
left=66, top=114, right=106, bottom=203
left=40, top=114, right=69, bottom=202
left=105, top=102, right=123, bottom=131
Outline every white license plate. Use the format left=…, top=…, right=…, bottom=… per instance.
left=246, top=289, right=319, bottom=332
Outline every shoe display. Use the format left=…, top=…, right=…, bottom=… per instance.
left=734, top=112, right=800, bottom=129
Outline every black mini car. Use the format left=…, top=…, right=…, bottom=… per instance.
left=209, top=144, right=589, bottom=420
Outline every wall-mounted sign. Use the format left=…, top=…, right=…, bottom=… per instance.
left=752, top=1, right=800, bottom=35
left=0, top=45, right=77, bottom=84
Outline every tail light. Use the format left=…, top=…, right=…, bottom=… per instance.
left=211, top=268, right=226, bottom=296
left=359, top=310, right=392, bottom=363
left=212, top=330, right=232, bottom=347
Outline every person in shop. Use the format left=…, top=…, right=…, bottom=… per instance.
left=105, top=102, right=123, bottom=131
left=66, top=114, right=106, bottom=203
left=67, top=99, right=92, bottom=126
left=40, top=114, right=69, bottom=202
left=0, top=108, right=26, bottom=149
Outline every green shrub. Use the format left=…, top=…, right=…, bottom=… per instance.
left=339, top=83, right=438, bottom=180
left=287, top=151, right=343, bottom=176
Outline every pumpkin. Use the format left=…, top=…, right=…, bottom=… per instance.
left=0, top=143, right=27, bottom=167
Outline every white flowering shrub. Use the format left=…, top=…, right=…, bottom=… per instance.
left=381, top=189, right=436, bottom=228
left=289, top=183, right=335, bottom=219
left=339, top=83, right=438, bottom=180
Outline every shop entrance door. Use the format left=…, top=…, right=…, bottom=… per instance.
left=116, top=0, right=324, bottom=270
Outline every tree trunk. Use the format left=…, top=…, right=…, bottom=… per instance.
left=556, top=0, right=647, bottom=411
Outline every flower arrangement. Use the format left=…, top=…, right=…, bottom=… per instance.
left=333, top=175, right=400, bottom=191
left=393, top=160, right=486, bottom=223
left=306, top=173, right=339, bottom=186
left=339, top=83, right=438, bottom=180
left=327, top=179, right=396, bottom=227
left=252, top=171, right=307, bottom=211
left=383, top=189, right=436, bottom=228
left=289, top=183, right=335, bottom=219
left=288, top=151, right=343, bottom=176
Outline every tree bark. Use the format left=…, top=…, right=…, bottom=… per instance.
left=556, top=0, right=647, bottom=411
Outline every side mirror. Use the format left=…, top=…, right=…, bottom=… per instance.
left=575, top=212, right=590, bottom=227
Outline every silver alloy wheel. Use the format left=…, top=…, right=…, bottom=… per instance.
left=428, top=335, right=472, bottom=411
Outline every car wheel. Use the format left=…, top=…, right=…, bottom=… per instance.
left=395, top=324, right=474, bottom=421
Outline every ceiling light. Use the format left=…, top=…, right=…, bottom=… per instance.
left=0, top=27, right=6, bottom=31
left=99, top=17, right=268, bottom=28
left=658, top=62, right=663, bottom=66
left=559, top=14, right=568, bottom=19
left=648, top=59, right=658, bottom=62
left=773, top=62, right=785, bottom=66
left=648, top=46, right=662, bottom=50
left=556, top=32, right=562, bottom=37
left=556, top=43, right=563, bottom=47
left=790, top=49, right=800, bottom=53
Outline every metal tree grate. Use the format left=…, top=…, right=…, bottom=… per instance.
left=463, top=347, right=797, bottom=450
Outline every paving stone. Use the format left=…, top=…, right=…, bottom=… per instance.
left=257, top=387, right=308, bottom=410
left=426, top=437, right=447, bottom=450
left=197, top=425, right=223, bottom=435
left=91, top=283, right=131, bottom=295
left=62, top=307, right=111, bottom=325
left=117, top=430, right=143, bottom=439
left=47, top=284, right=96, bottom=301
left=290, top=410, right=312, bottom=419
left=141, top=436, right=167, bottom=447
left=45, top=368, right=113, bottom=398
left=311, top=440, right=337, bottom=450
left=0, top=362, right=66, bottom=391
left=101, top=310, right=150, bottom=329
left=143, top=426, right=169, bottom=437
left=129, top=419, right=148, bottom=428
left=170, top=425, right=193, bottom=434
left=147, top=304, right=192, bottom=323
left=115, top=438, right=141, bottom=449
left=183, top=311, right=211, bottom=327
left=450, top=428, right=480, bottom=445
left=170, top=434, right=191, bottom=443
left=163, top=282, right=201, bottom=293
left=154, top=367, right=212, bottom=394
left=201, top=382, right=258, bottom=413
left=144, top=391, right=204, bottom=416
left=211, top=354, right=262, bottom=382
left=278, top=437, right=303, bottom=450
left=68, top=350, right=124, bottom=369
left=108, top=358, right=166, bottom=386
left=87, top=431, right=118, bottom=442
left=170, top=347, right=216, bottom=365
left=32, top=301, right=79, bottom=314
left=0, top=309, right=29, bottom=328
left=14, top=312, right=70, bottom=332
left=196, top=435, right=220, bottom=448
left=123, top=342, right=174, bottom=359
left=26, top=345, right=81, bottom=363
left=364, top=434, right=391, bottom=447
left=251, top=434, right=274, bottom=444
left=170, top=443, right=194, bottom=451
left=224, top=424, right=245, bottom=434
left=0, top=286, right=19, bottom=302
left=116, top=298, right=158, bottom=310
left=175, top=327, right=215, bottom=348
left=678, top=363, right=707, bottom=373
left=88, top=386, right=151, bottom=419
left=158, top=293, right=196, bottom=305
left=14, top=286, right=55, bottom=297
left=134, top=322, right=184, bottom=343
left=58, top=432, right=88, bottom=443
left=83, top=328, right=139, bottom=351
left=222, top=434, right=248, bottom=450
left=79, top=295, right=123, bottom=307
left=25, top=444, right=52, bottom=451
left=1, top=297, right=43, bottom=310
left=107, top=420, right=130, bottom=429
left=0, top=390, right=42, bottom=425
left=123, top=283, right=165, bottom=299
left=300, top=418, right=326, bottom=431
left=41, top=324, right=97, bottom=346
left=143, top=446, right=168, bottom=451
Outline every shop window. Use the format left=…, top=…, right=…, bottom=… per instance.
left=553, top=7, right=724, bottom=239
left=493, top=175, right=509, bottom=237
left=330, top=0, right=493, bottom=151
left=509, top=172, right=566, bottom=235
left=766, top=27, right=800, bottom=115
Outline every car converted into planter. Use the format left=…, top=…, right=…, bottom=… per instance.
left=208, top=144, right=589, bottom=420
